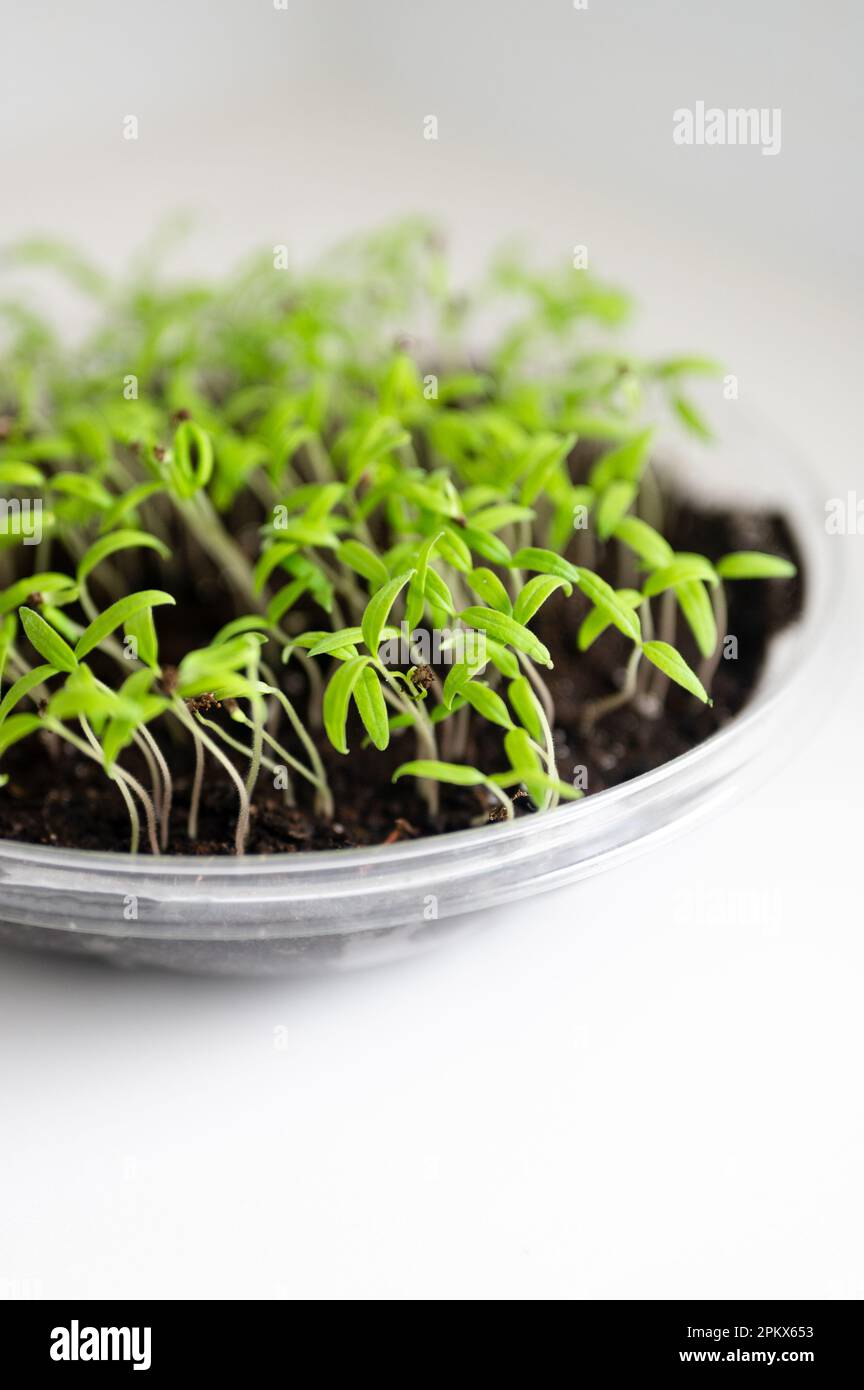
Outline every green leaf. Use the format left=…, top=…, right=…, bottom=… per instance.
left=0, top=573, right=74, bottom=617
left=49, top=472, right=113, bottom=510
left=169, top=421, right=214, bottom=499
left=77, top=528, right=170, bottom=585
left=468, top=503, right=535, bottom=532
left=577, top=589, right=641, bottom=651
left=643, top=555, right=718, bottom=597
left=99, top=481, right=164, bottom=533
left=308, top=627, right=363, bottom=657
left=675, top=580, right=717, bottom=659
left=672, top=393, right=713, bottom=442
left=336, top=539, right=388, bottom=588
left=213, top=616, right=274, bottom=645
left=442, top=658, right=486, bottom=709
left=510, top=547, right=580, bottom=585
left=439, top=525, right=473, bottom=573
left=397, top=477, right=460, bottom=518
left=459, top=681, right=513, bottom=729
left=47, top=666, right=121, bottom=723
left=19, top=608, right=78, bottom=672
left=466, top=567, right=512, bottom=615
left=322, top=654, right=372, bottom=754
left=653, top=355, right=723, bottom=379
left=74, top=590, right=175, bottom=659
left=589, top=427, right=653, bottom=491
left=513, top=574, right=572, bottom=625
left=267, top=579, right=311, bottom=625
left=353, top=664, right=389, bottom=751
left=102, top=717, right=137, bottom=771
left=458, top=606, right=552, bottom=667
left=484, top=637, right=521, bottom=679
left=406, top=532, right=444, bottom=631
left=459, top=525, right=512, bottom=566
left=576, top=568, right=642, bottom=644
left=0, top=712, right=42, bottom=757
left=393, top=760, right=487, bottom=788
left=424, top=567, right=456, bottom=616
left=176, top=634, right=264, bottom=693
left=0, top=665, right=55, bottom=724
left=0, top=462, right=44, bottom=487
left=518, top=432, right=576, bottom=505
left=124, top=605, right=160, bottom=670
left=642, top=640, right=711, bottom=704
left=595, top=480, right=636, bottom=541
left=0, top=615, right=16, bottom=683
left=508, top=675, right=544, bottom=741
left=361, top=570, right=414, bottom=656
left=612, top=516, right=674, bottom=569
left=504, top=726, right=541, bottom=774
left=716, top=551, right=797, bottom=580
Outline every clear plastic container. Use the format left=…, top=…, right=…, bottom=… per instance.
left=0, top=409, right=837, bottom=974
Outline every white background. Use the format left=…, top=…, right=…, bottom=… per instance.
left=0, top=1, right=861, bottom=1299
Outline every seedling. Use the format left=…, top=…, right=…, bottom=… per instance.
left=0, top=224, right=797, bottom=852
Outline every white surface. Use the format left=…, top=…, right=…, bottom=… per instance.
left=1, top=1, right=861, bottom=1300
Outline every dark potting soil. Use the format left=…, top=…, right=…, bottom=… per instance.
left=0, top=499, right=803, bottom=856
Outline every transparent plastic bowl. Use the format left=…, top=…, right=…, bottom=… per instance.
left=0, top=409, right=837, bottom=975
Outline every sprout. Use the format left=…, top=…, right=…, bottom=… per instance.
left=0, top=223, right=798, bottom=850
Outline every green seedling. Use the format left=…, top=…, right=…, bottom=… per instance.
left=0, top=223, right=797, bottom=850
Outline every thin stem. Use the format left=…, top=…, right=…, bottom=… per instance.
left=244, top=669, right=265, bottom=800
left=580, top=644, right=642, bottom=732
left=131, top=729, right=163, bottom=819
left=481, top=779, right=515, bottom=821
left=651, top=589, right=676, bottom=700
left=196, top=714, right=294, bottom=803
left=517, top=650, right=556, bottom=727
left=699, top=582, right=728, bottom=692
left=262, top=684, right=333, bottom=818
left=520, top=661, right=559, bottom=810
left=139, top=725, right=173, bottom=849
left=181, top=491, right=261, bottom=610
left=188, top=726, right=206, bottom=840
left=636, top=597, right=654, bottom=692
left=62, top=719, right=158, bottom=854
left=375, top=662, right=440, bottom=816
left=174, top=699, right=250, bottom=854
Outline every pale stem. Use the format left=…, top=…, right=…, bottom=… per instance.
left=516, top=650, right=556, bottom=726
left=263, top=685, right=333, bottom=818
left=650, top=589, right=677, bottom=700
left=188, top=726, right=205, bottom=841
left=67, top=719, right=158, bottom=854
left=181, top=491, right=261, bottom=611
left=375, top=663, right=440, bottom=816
left=482, top=780, right=515, bottom=821
left=516, top=655, right=559, bottom=810
left=636, top=597, right=654, bottom=693
left=174, top=700, right=250, bottom=854
left=195, top=714, right=295, bottom=804
left=699, top=582, right=728, bottom=692
left=581, top=645, right=642, bottom=732
left=138, top=725, right=174, bottom=850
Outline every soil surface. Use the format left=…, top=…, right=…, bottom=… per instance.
left=0, top=497, right=803, bottom=855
